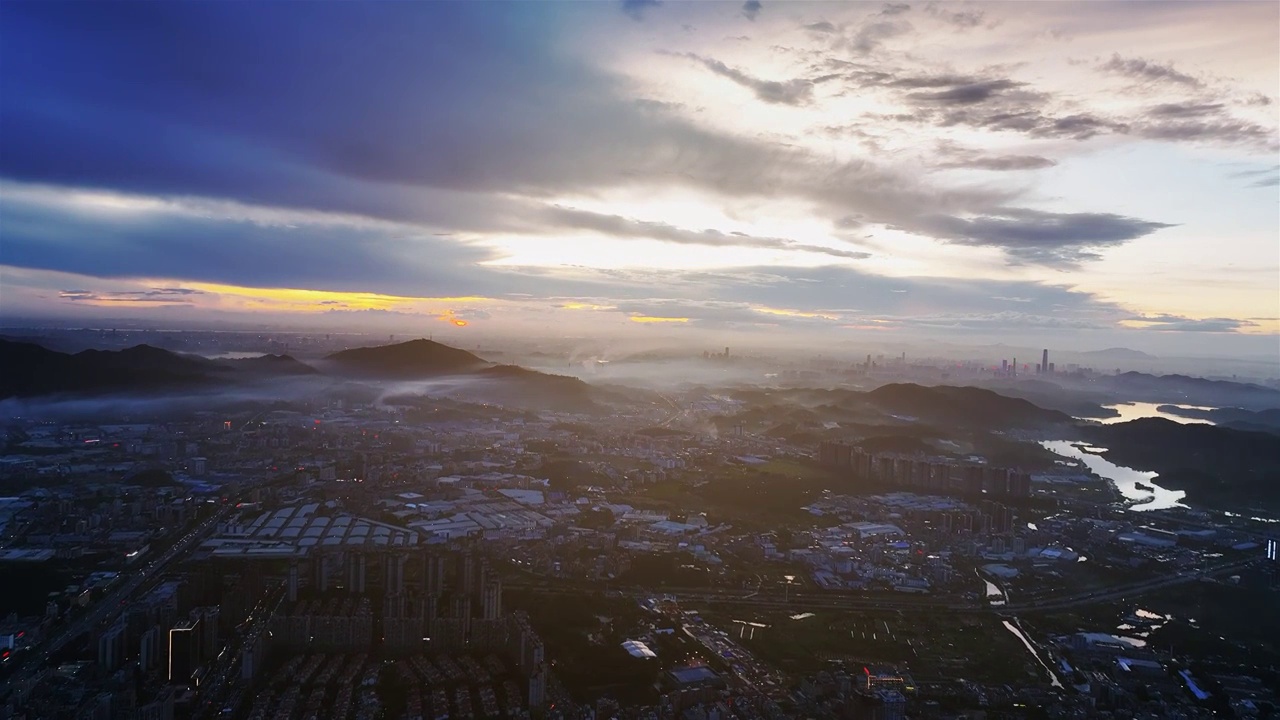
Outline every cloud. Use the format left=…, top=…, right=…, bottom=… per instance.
left=676, top=53, right=814, bottom=105
left=934, top=143, right=1057, bottom=171
left=622, top=0, right=661, bottom=21
left=0, top=0, right=1268, bottom=346
left=538, top=205, right=870, bottom=260
left=741, top=0, right=762, bottom=21
left=925, top=4, right=985, bottom=28
left=1099, top=54, right=1203, bottom=88
left=58, top=287, right=205, bottom=304
left=919, top=209, right=1175, bottom=267
left=1126, top=314, right=1259, bottom=333
left=1149, top=102, right=1226, bottom=118
left=886, top=74, right=987, bottom=89
left=881, top=3, right=911, bottom=16
left=849, top=20, right=913, bottom=54
left=907, top=79, right=1023, bottom=105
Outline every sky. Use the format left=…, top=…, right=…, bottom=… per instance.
left=0, top=1, right=1277, bottom=358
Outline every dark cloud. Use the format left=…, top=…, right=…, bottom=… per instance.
left=919, top=209, right=1174, bottom=267
left=1099, top=54, right=1203, bottom=88
left=58, top=287, right=205, bottom=304
left=621, top=0, right=661, bottom=21
left=1128, top=315, right=1259, bottom=333
left=887, top=105, right=1126, bottom=141
left=539, top=206, right=870, bottom=260
left=881, top=3, right=911, bottom=16
left=741, top=0, right=762, bottom=21
left=1149, top=102, right=1225, bottom=118
left=803, top=20, right=837, bottom=33
left=1134, top=115, right=1277, bottom=148
left=0, top=3, right=1201, bottom=291
left=931, top=141, right=1057, bottom=172
left=677, top=53, right=813, bottom=105
left=908, top=79, right=1021, bottom=105
left=0, top=194, right=504, bottom=297
left=869, top=66, right=1271, bottom=149
left=887, top=74, right=985, bottom=89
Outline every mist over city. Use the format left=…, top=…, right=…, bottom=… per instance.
left=0, top=2, right=1278, bottom=720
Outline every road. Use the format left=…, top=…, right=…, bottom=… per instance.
left=1, top=504, right=233, bottom=702
left=508, top=557, right=1258, bottom=615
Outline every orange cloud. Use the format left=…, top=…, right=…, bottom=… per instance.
left=629, top=315, right=689, bottom=323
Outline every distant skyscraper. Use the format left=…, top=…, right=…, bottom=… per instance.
left=1011, top=358, right=1016, bottom=377
left=1042, top=349, right=1049, bottom=374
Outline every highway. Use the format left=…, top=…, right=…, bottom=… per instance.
left=1, top=504, right=233, bottom=702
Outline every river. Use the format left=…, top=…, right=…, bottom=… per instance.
left=1041, top=440, right=1186, bottom=511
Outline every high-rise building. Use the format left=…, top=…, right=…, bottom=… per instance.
left=482, top=579, right=502, bottom=620
left=167, top=618, right=201, bottom=684
left=1042, top=349, right=1049, bottom=374
left=425, top=554, right=447, bottom=597
left=97, top=621, right=125, bottom=671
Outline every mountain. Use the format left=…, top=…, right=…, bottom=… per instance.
left=472, top=365, right=600, bottom=413
left=1078, top=347, right=1157, bottom=360
left=324, top=339, right=487, bottom=378
left=0, top=340, right=220, bottom=398
left=220, top=354, right=318, bottom=376
left=866, top=383, right=1071, bottom=428
left=1104, top=371, right=1280, bottom=411
left=0, top=340, right=318, bottom=399
left=1155, top=405, right=1280, bottom=434
left=1084, top=418, right=1280, bottom=512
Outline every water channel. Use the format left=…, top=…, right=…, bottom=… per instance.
left=1002, top=619, right=1064, bottom=688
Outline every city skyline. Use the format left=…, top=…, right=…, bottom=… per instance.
left=1, top=1, right=1277, bottom=358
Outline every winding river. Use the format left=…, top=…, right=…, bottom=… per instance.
left=1041, top=440, right=1186, bottom=511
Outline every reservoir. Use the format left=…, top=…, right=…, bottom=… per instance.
left=1083, top=402, right=1215, bottom=425
left=1041, top=441, right=1186, bottom=511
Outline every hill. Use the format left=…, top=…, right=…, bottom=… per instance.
left=866, top=383, right=1071, bottom=429
left=0, top=340, right=220, bottom=398
left=1155, top=405, right=1280, bottom=433
left=472, top=365, right=600, bottom=413
left=0, top=340, right=324, bottom=399
left=220, top=354, right=318, bottom=376
left=1084, top=418, right=1280, bottom=512
left=324, top=339, right=487, bottom=378
left=1104, top=371, right=1280, bottom=411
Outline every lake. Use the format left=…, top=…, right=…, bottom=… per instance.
left=1041, top=440, right=1187, bottom=511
